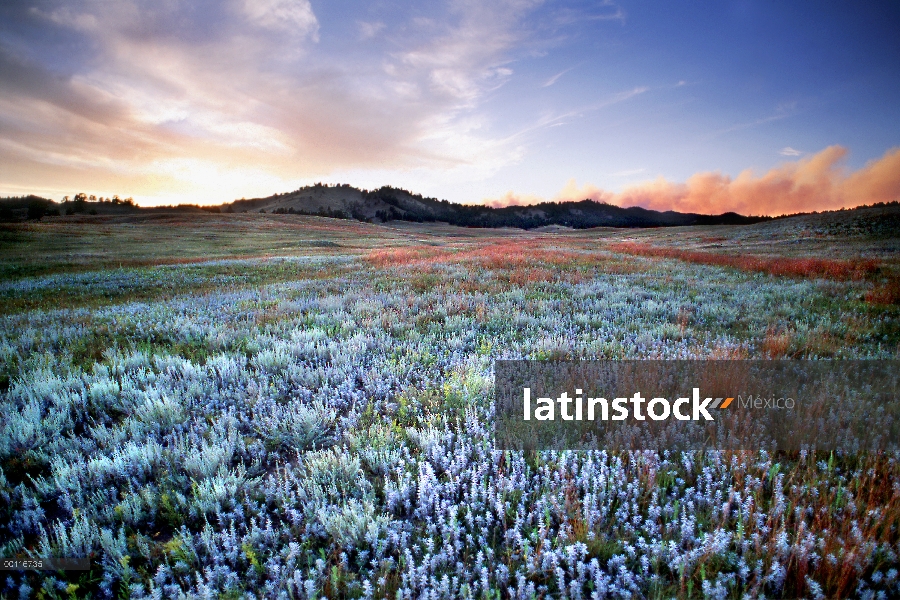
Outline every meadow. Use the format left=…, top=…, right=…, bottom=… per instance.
left=1, top=207, right=899, bottom=599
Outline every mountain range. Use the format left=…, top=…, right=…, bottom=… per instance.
left=9, top=183, right=874, bottom=229
left=220, top=184, right=769, bottom=228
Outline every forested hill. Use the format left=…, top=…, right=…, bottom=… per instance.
left=221, top=183, right=769, bottom=228
left=4, top=184, right=778, bottom=228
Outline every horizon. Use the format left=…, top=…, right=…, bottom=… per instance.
left=1, top=1, right=899, bottom=215
left=15, top=181, right=900, bottom=222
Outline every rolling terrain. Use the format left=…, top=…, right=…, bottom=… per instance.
left=224, top=183, right=770, bottom=228
left=4, top=183, right=774, bottom=229
left=0, top=203, right=898, bottom=598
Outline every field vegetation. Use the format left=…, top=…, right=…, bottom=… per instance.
left=1, top=209, right=899, bottom=598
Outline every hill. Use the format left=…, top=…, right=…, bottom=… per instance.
left=221, top=183, right=769, bottom=229
left=6, top=185, right=897, bottom=230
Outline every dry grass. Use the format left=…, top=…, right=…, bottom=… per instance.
left=866, top=279, right=900, bottom=306
left=761, top=328, right=795, bottom=358
left=367, top=240, right=593, bottom=271
left=608, top=241, right=880, bottom=281
left=780, top=455, right=900, bottom=598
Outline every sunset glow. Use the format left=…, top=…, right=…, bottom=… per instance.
left=485, top=146, right=900, bottom=216
left=1, top=1, right=898, bottom=212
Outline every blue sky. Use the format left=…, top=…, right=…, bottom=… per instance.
left=1, top=0, right=898, bottom=212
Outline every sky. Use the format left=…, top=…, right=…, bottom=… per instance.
left=1, top=0, right=899, bottom=214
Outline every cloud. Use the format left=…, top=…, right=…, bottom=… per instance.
left=842, top=147, right=900, bottom=206
left=779, top=147, right=802, bottom=156
left=481, top=178, right=614, bottom=208
left=481, top=190, right=545, bottom=208
left=542, top=66, right=573, bottom=87
left=716, top=113, right=789, bottom=136
left=496, top=81, right=649, bottom=142
left=592, top=86, right=648, bottom=109
left=551, top=2, right=625, bottom=26
left=390, top=1, right=540, bottom=107
left=242, top=0, right=319, bottom=40
left=615, top=145, right=897, bottom=215
left=609, top=168, right=647, bottom=177
left=0, top=0, right=553, bottom=204
left=484, top=146, right=900, bottom=215
left=357, top=20, right=385, bottom=40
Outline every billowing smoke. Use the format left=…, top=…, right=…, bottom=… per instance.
left=484, top=146, right=900, bottom=215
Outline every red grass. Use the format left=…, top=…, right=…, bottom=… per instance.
left=608, top=242, right=880, bottom=281
left=365, top=241, right=584, bottom=270
left=865, top=279, right=900, bottom=305
left=366, top=246, right=442, bottom=268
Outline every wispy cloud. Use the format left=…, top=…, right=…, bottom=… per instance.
left=388, top=1, right=541, bottom=108
left=551, top=2, right=625, bottom=26
left=242, top=0, right=319, bottom=40
left=357, top=20, right=385, bottom=40
left=710, top=100, right=799, bottom=139
left=0, top=0, right=557, bottom=204
left=542, top=66, right=574, bottom=87
left=485, top=83, right=649, bottom=149
left=715, top=112, right=789, bottom=136
left=779, top=146, right=802, bottom=156
left=594, top=86, right=648, bottom=109
left=609, top=168, right=647, bottom=177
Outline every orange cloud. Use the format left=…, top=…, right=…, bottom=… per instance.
left=484, top=146, right=900, bottom=216
left=554, top=179, right=616, bottom=204
left=480, top=191, right=545, bottom=208
left=842, top=147, right=900, bottom=206
left=480, top=180, right=615, bottom=208
left=1, top=1, right=545, bottom=205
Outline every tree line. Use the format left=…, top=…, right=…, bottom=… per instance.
left=0, top=192, right=137, bottom=221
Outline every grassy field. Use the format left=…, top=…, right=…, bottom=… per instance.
left=1, top=209, right=899, bottom=598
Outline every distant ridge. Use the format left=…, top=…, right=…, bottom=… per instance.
left=220, top=183, right=770, bottom=229
left=6, top=185, right=897, bottom=229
